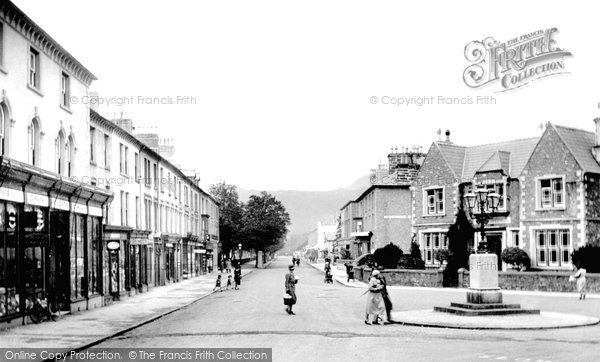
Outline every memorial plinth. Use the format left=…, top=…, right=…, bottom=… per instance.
left=434, top=253, right=540, bottom=316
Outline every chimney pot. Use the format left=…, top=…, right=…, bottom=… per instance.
left=445, top=130, right=451, bottom=142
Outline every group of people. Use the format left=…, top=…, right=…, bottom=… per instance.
left=364, top=270, right=393, bottom=325
left=213, top=263, right=243, bottom=292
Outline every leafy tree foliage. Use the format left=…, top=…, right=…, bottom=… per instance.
left=571, top=245, right=600, bottom=273
left=399, top=241, right=425, bottom=269
left=241, top=191, right=291, bottom=265
left=373, top=242, right=403, bottom=269
left=501, top=247, right=530, bottom=271
left=447, top=209, right=473, bottom=270
left=209, top=182, right=244, bottom=256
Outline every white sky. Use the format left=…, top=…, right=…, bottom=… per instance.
left=12, top=0, right=600, bottom=191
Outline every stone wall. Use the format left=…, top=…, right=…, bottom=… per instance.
left=356, top=267, right=442, bottom=287
left=357, top=266, right=600, bottom=293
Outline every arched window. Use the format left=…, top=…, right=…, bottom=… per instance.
left=0, top=105, right=5, bottom=156
left=28, top=118, right=41, bottom=166
left=56, top=130, right=65, bottom=175
left=66, top=135, right=75, bottom=177
left=0, top=103, right=8, bottom=156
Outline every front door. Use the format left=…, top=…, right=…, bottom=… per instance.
left=486, top=232, right=503, bottom=268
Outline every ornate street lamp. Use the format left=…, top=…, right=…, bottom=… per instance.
left=238, top=243, right=242, bottom=260
left=464, top=187, right=501, bottom=253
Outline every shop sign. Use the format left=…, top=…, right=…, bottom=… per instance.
left=72, top=203, right=88, bottom=214
left=107, top=233, right=123, bottom=240
left=107, top=241, right=120, bottom=250
left=165, top=243, right=174, bottom=247
left=25, top=192, right=49, bottom=207
left=89, top=206, right=103, bottom=217
left=194, top=249, right=206, bottom=254
left=51, top=198, right=70, bottom=211
left=0, top=187, right=24, bottom=203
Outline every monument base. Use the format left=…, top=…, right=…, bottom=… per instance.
left=434, top=253, right=539, bottom=316
left=467, top=288, right=503, bottom=304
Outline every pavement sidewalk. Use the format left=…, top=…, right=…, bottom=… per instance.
left=308, top=262, right=599, bottom=299
left=0, top=263, right=265, bottom=351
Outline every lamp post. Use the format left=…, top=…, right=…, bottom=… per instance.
left=464, top=187, right=501, bottom=253
left=238, top=243, right=242, bottom=261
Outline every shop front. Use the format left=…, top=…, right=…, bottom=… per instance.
left=161, top=234, right=181, bottom=284
left=102, top=226, right=131, bottom=303
left=182, top=234, right=199, bottom=279
left=129, top=230, right=151, bottom=293
left=0, top=158, right=111, bottom=322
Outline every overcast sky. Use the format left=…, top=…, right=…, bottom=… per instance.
left=13, top=0, right=600, bottom=191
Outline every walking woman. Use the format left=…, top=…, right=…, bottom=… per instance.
left=364, top=270, right=386, bottom=325
left=285, top=264, right=298, bottom=315
left=572, top=264, right=587, bottom=300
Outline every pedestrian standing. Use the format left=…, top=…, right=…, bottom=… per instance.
left=226, top=275, right=233, bottom=290
left=285, top=264, right=298, bottom=315
left=234, top=265, right=242, bottom=290
left=376, top=272, right=393, bottom=323
left=345, top=262, right=355, bottom=282
left=213, top=274, right=222, bottom=292
left=226, top=259, right=232, bottom=274
left=571, top=265, right=587, bottom=300
left=364, top=270, right=385, bottom=325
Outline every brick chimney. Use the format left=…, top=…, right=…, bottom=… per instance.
left=445, top=130, right=451, bottom=143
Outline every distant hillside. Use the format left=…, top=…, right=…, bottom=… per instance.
left=238, top=175, right=370, bottom=236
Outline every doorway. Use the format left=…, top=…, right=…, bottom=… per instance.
left=486, top=232, right=503, bottom=268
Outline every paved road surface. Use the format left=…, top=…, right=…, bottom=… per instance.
left=90, top=258, right=600, bottom=362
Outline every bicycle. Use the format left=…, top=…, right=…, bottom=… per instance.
left=25, top=293, right=61, bottom=324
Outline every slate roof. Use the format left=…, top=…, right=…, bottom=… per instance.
left=553, top=124, right=600, bottom=174
left=435, top=143, right=466, bottom=177
left=434, top=137, right=539, bottom=181
left=477, top=151, right=511, bottom=174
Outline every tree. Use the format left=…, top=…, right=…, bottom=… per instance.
left=399, top=240, right=425, bottom=269
left=210, top=182, right=244, bottom=258
left=447, top=209, right=474, bottom=270
left=373, top=243, right=403, bottom=269
left=571, top=245, right=600, bottom=273
left=241, top=192, right=291, bottom=266
left=501, top=247, right=530, bottom=271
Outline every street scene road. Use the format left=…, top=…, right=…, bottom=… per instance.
left=89, top=258, right=600, bottom=362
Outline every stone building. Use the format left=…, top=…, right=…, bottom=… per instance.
left=413, top=122, right=600, bottom=271
left=336, top=147, right=424, bottom=258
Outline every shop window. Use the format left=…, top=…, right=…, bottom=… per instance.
left=87, top=217, right=101, bottom=295
left=70, top=214, right=86, bottom=299
left=0, top=202, right=20, bottom=318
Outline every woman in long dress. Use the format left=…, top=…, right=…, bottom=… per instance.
left=364, top=270, right=386, bottom=325
left=285, top=264, right=298, bottom=315
left=572, top=265, right=587, bottom=300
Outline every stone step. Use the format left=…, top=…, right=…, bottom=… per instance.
left=450, top=302, right=521, bottom=310
left=434, top=306, right=541, bottom=316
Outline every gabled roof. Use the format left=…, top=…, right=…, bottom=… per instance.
left=553, top=124, right=600, bottom=174
left=433, top=137, right=539, bottom=181
left=477, top=150, right=511, bottom=174
left=435, top=143, right=466, bottom=177
left=461, top=138, right=539, bottom=179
